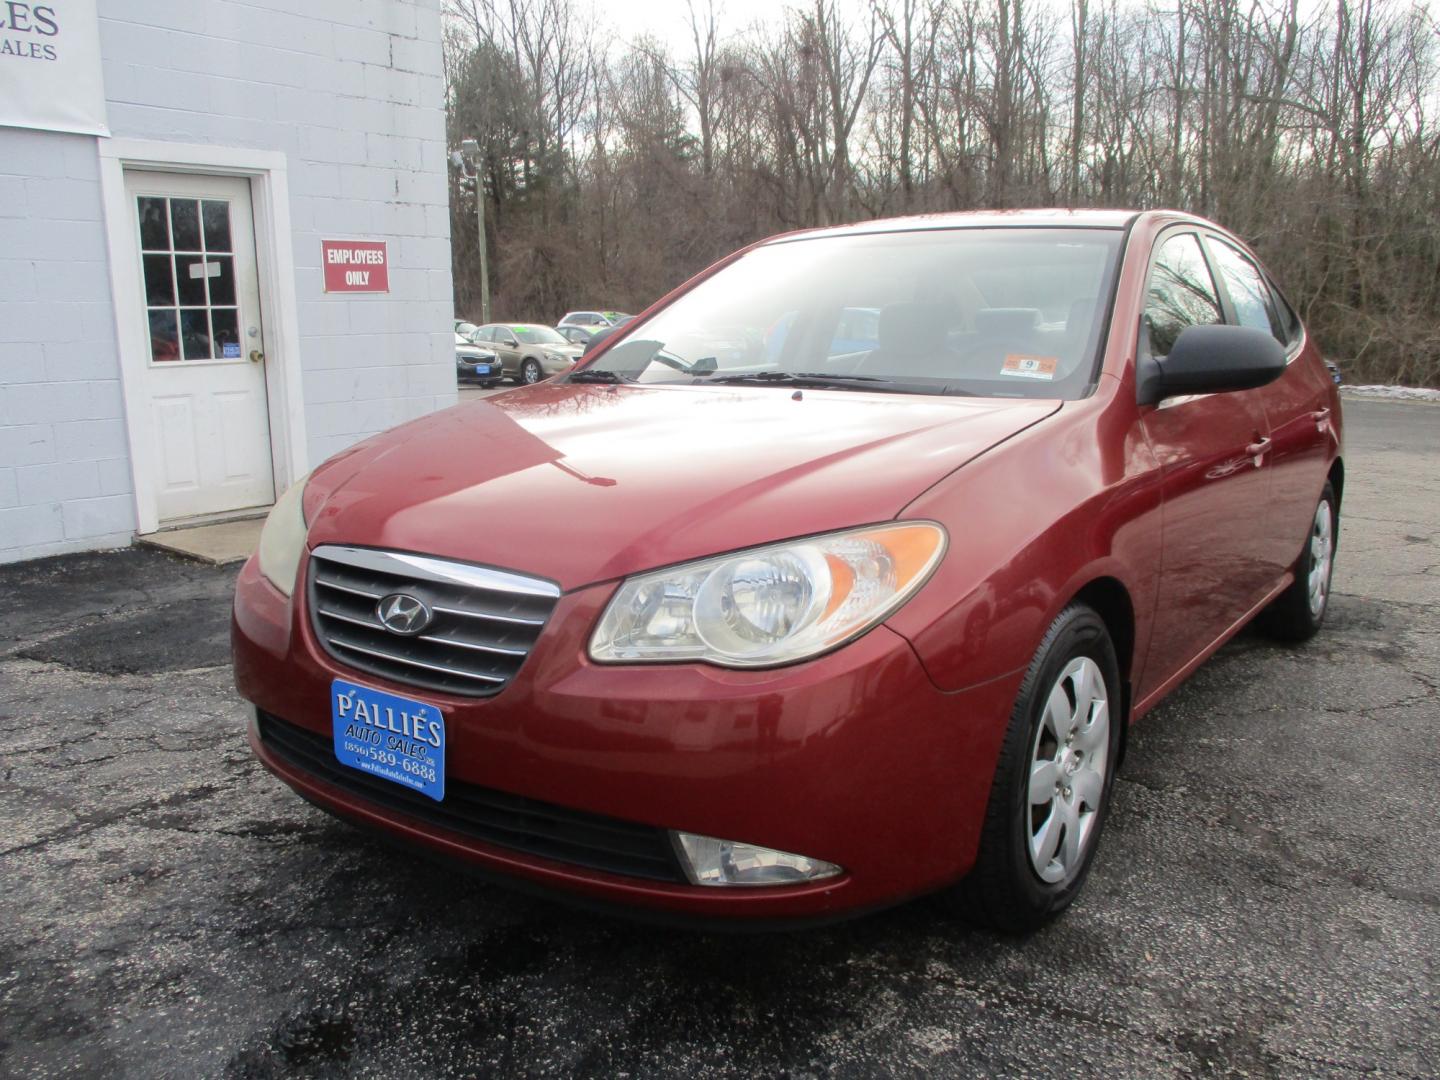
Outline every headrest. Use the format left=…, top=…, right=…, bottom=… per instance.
left=974, top=308, right=1040, bottom=337
left=878, top=302, right=949, bottom=356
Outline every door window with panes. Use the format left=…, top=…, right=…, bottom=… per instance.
left=137, top=195, right=243, bottom=363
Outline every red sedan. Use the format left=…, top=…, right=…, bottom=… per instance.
left=234, top=210, right=1342, bottom=931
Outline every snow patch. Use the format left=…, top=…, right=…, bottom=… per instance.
left=1340, top=385, right=1440, bottom=402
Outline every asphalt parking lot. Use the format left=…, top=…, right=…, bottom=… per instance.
left=2, top=397, right=1436, bottom=1078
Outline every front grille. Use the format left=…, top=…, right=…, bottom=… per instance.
left=257, top=712, right=686, bottom=882
left=307, top=545, right=560, bottom=697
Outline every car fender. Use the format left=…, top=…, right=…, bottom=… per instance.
left=885, top=389, right=1163, bottom=697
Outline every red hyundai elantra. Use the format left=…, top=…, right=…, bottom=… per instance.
left=233, top=210, right=1342, bottom=930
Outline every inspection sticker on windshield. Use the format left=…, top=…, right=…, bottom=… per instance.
left=1001, top=354, right=1059, bottom=380
left=332, top=679, right=445, bottom=801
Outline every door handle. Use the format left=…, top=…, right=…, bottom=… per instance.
left=1246, top=436, right=1272, bottom=464
left=249, top=349, right=264, bottom=364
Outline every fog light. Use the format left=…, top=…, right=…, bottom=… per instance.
left=673, top=832, right=842, bottom=887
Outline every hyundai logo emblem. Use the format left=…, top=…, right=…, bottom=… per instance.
left=376, top=592, right=432, bottom=636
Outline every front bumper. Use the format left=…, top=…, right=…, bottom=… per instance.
left=457, top=359, right=501, bottom=381
left=232, top=552, right=1020, bottom=923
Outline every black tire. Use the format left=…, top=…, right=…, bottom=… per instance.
left=521, top=358, right=544, bottom=384
left=1257, top=480, right=1338, bottom=642
left=949, top=604, right=1122, bottom=933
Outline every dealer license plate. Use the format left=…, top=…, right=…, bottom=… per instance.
left=474, top=364, right=492, bottom=375
left=332, top=678, right=445, bottom=801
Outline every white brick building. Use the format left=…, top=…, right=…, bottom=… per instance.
left=0, top=0, right=454, bottom=563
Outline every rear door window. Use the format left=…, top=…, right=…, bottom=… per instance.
left=1208, top=238, right=1286, bottom=343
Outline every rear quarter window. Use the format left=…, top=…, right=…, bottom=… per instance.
left=1267, top=280, right=1304, bottom=349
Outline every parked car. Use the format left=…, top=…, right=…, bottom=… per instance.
left=559, top=310, right=632, bottom=329
left=237, top=209, right=1342, bottom=931
left=556, top=324, right=598, bottom=347
left=455, top=320, right=479, bottom=337
left=454, top=333, right=502, bottom=388
left=471, top=323, right=582, bottom=384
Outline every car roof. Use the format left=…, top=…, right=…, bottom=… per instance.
left=762, top=208, right=1143, bottom=247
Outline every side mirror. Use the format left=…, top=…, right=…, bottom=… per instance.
left=1137, top=323, right=1287, bottom=406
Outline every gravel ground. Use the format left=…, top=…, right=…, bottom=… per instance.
left=1, top=398, right=1436, bottom=1078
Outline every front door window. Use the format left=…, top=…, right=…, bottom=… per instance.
left=1144, top=232, right=1222, bottom=357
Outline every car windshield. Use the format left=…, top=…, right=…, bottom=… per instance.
left=579, top=228, right=1123, bottom=399
left=513, top=325, right=567, bottom=345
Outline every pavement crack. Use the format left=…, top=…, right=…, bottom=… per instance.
left=0, top=778, right=246, bottom=859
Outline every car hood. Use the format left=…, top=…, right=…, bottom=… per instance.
left=305, top=383, right=1060, bottom=590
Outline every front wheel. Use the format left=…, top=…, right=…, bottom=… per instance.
left=1258, top=480, right=1338, bottom=642
left=521, top=358, right=544, bottom=385
left=948, top=604, right=1122, bottom=933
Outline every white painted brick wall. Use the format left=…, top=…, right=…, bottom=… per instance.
left=0, top=0, right=453, bottom=564
left=0, top=127, right=134, bottom=561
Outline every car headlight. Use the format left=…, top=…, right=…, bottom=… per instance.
left=589, top=522, right=946, bottom=667
left=257, top=474, right=310, bottom=596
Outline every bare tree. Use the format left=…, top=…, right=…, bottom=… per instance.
left=443, top=0, right=1440, bottom=386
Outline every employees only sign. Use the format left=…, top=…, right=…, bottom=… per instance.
left=0, top=0, right=108, bottom=136
left=322, top=239, right=390, bottom=293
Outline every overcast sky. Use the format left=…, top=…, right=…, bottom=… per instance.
left=599, top=0, right=793, bottom=56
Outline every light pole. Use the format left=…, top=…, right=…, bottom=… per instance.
left=459, top=137, right=491, bottom=324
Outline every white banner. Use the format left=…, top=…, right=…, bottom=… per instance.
left=0, top=1, right=108, bottom=136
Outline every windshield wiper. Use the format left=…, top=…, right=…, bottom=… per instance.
left=703, top=371, right=894, bottom=389
left=567, top=368, right=628, bottom=384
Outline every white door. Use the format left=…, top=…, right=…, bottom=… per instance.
left=125, top=171, right=275, bottom=522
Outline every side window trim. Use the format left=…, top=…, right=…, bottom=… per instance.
left=1195, top=232, right=1239, bottom=327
